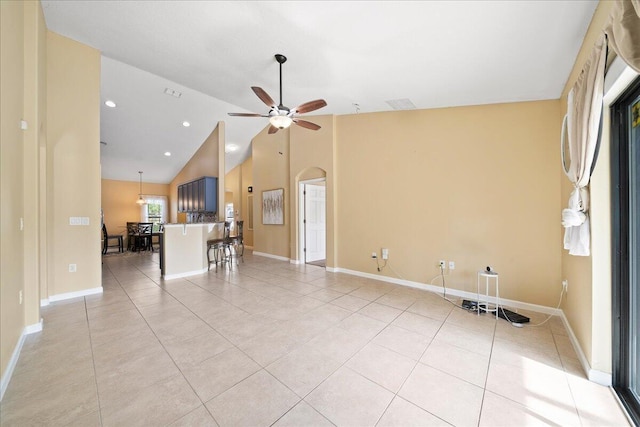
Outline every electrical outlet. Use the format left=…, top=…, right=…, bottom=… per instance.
left=69, top=264, right=77, bottom=273
left=438, top=260, right=446, bottom=268
left=449, top=261, right=455, bottom=270
left=562, top=280, right=568, bottom=293
left=371, top=252, right=377, bottom=259
left=381, top=248, right=389, bottom=260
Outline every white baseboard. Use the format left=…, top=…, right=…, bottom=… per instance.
left=333, top=267, right=561, bottom=316
left=252, top=251, right=290, bottom=262
left=24, top=319, right=43, bottom=334
left=46, top=286, right=103, bottom=304
left=162, top=268, right=208, bottom=280
left=559, top=311, right=612, bottom=386
left=1, top=320, right=44, bottom=402
left=588, top=369, right=613, bottom=386
left=290, top=259, right=303, bottom=265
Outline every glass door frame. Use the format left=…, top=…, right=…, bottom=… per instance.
left=611, top=75, right=640, bottom=426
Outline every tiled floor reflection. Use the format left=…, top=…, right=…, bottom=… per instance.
left=0, top=251, right=630, bottom=426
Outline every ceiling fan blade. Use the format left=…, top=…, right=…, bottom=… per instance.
left=293, top=99, right=327, bottom=114
left=293, top=119, right=321, bottom=131
left=228, top=112, right=268, bottom=117
left=252, top=87, right=276, bottom=108
left=268, top=125, right=279, bottom=134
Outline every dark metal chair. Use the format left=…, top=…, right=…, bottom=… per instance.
left=206, top=221, right=231, bottom=270
left=229, top=220, right=244, bottom=263
left=102, top=224, right=123, bottom=254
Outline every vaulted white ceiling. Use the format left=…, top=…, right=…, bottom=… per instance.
left=41, top=0, right=598, bottom=184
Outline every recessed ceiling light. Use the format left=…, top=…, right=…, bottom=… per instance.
left=182, top=121, right=190, bottom=127
left=225, top=144, right=239, bottom=153
left=164, top=152, right=171, bottom=157
left=105, top=100, right=116, bottom=108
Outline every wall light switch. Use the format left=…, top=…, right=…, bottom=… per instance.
left=20, top=120, right=28, bottom=130
left=20, top=217, right=24, bottom=231
left=449, top=261, right=455, bottom=270
left=69, top=264, right=77, bottom=273
left=381, top=248, right=389, bottom=260
left=81, top=217, right=90, bottom=225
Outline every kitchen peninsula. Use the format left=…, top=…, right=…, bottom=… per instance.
left=161, top=222, right=223, bottom=279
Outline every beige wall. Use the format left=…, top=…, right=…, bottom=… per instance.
left=290, top=115, right=336, bottom=266
left=1, top=0, right=27, bottom=382
left=46, top=31, right=101, bottom=297
left=24, top=0, right=48, bottom=328
left=1, top=0, right=49, bottom=384
left=224, top=156, right=254, bottom=246
left=101, top=179, right=170, bottom=240
left=336, top=102, right=562, bottom=305
left=559, top=1, right=615, bottom=373
left=242, top=157, right=254, bottom=247
left=252, top=103, right=561, bottom=307
left=252, top=126, right=292, bottom=257
left=225, top=165, right=241, bottom=219
left=252, top=116, right=336, bottom=260
left=168, top=123, right=224, bottom=223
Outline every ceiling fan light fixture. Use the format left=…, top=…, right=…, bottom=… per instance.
left=269, top=115, right=292, bottom=129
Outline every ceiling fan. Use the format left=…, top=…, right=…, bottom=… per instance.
left=228, top=54, right=327, bottom=134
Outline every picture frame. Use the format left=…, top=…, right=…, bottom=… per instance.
left=262, top=188, right=284, bottom=225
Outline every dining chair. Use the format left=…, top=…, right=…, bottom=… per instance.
left=102, top=224, right=124, bottom=254
left=126, top=222, right=139, bottom=251
left=150, top=223, right=163, bottom=252
left=137, top=222, right=153, bottom=252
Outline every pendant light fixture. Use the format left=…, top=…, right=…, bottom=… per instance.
left=136, top=171, right=147, bottom=205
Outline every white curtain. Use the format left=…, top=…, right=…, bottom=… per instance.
left=561, top=35, right=607, bottom=256
left=604, top=0, right=640, bottom=73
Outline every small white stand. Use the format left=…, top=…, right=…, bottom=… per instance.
left=477, top=271, right=499, bottom=318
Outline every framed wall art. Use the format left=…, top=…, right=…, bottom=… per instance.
left=262, top=188, right=284, bottom=225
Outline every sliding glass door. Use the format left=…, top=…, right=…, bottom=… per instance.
left=612, top=76, right=640, bottom=425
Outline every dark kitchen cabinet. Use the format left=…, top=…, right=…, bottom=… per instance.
left=177, top=177, right=217, bottom=213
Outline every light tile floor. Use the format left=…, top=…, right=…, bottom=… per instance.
left=0, top=251, right=631, bottom=426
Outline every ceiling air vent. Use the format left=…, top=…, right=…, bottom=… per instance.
left=385, top=98, right=416, bottom=110
left=164, top=88, right=182, bottom=98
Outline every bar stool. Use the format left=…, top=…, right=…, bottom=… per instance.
left=206, top=222, right=231, bottom=270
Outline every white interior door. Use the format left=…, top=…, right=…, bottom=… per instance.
left=304, top=184, right=326, bottom=263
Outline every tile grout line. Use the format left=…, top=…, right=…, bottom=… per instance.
left=111, top=255, right=231, bottom=425
left=475, top=307, right=498, bottom=427
left=103, top=255, right=223, bottom=425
